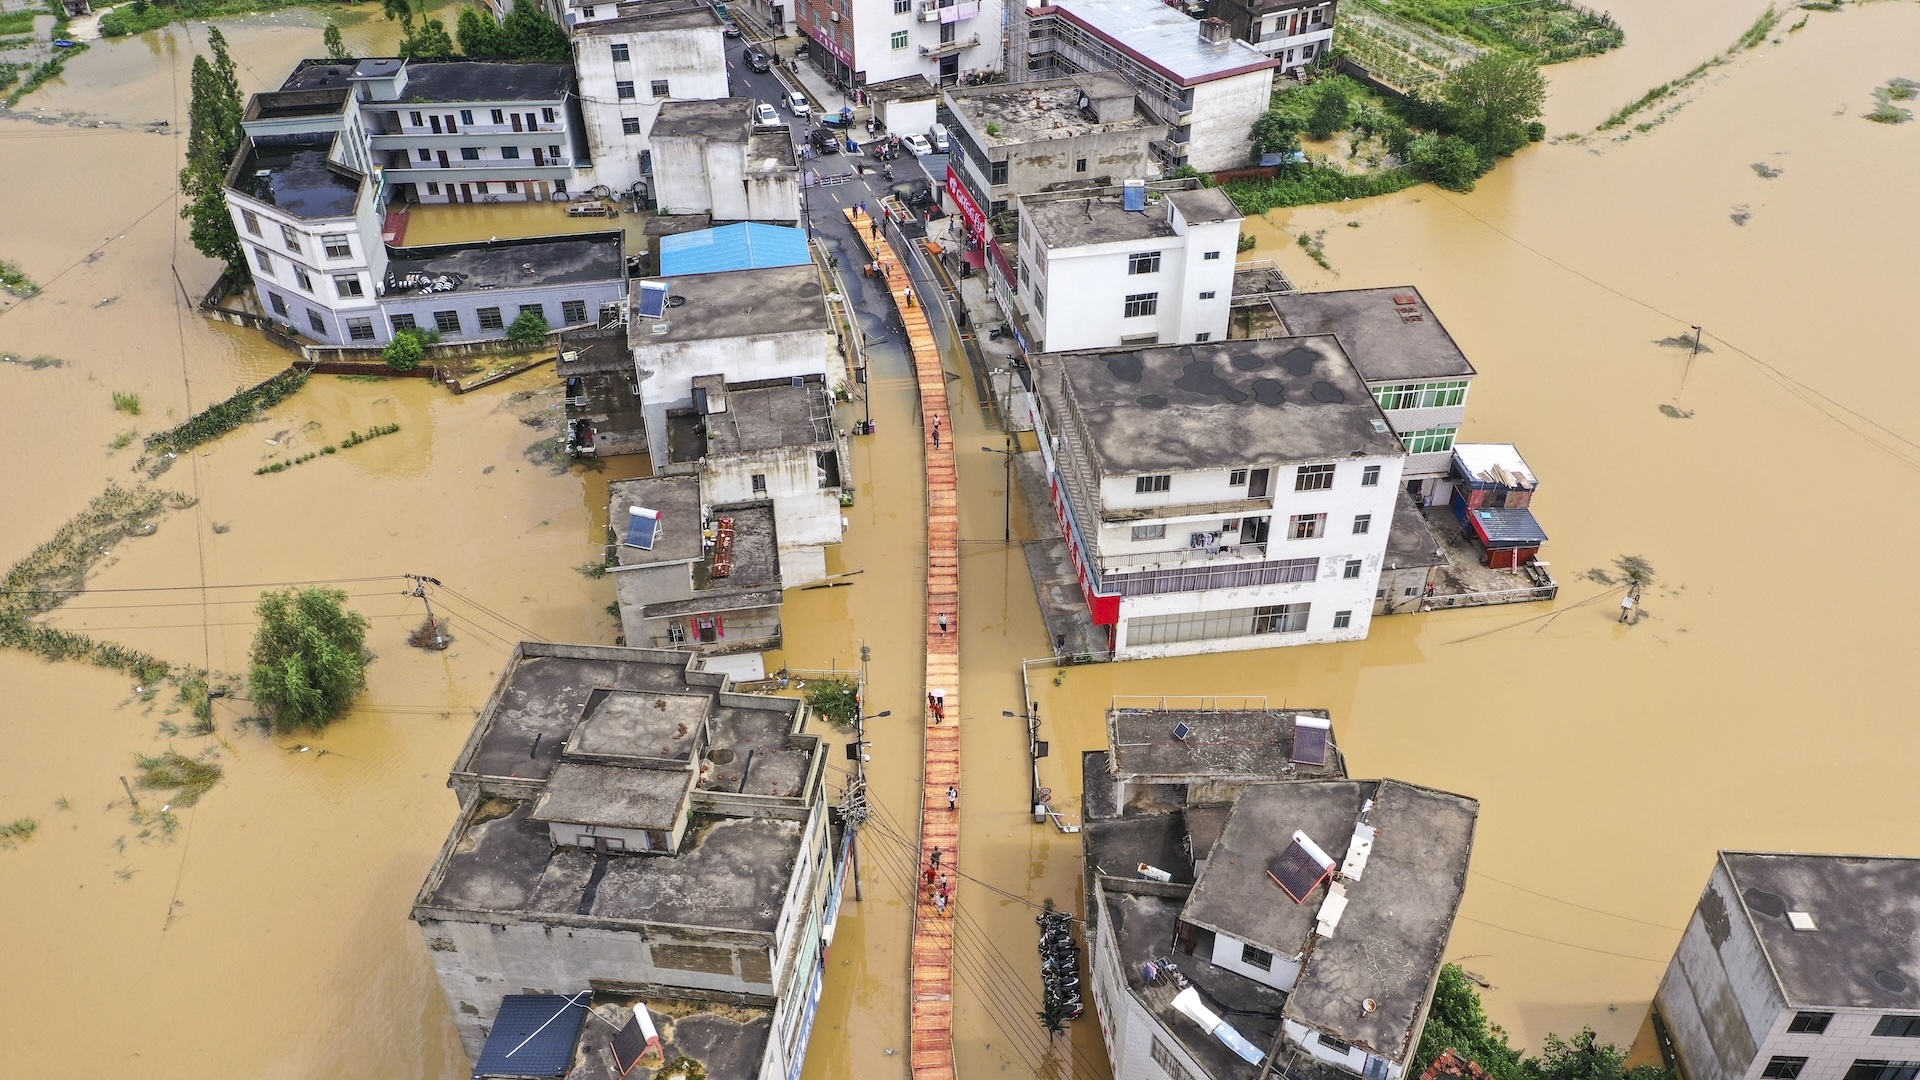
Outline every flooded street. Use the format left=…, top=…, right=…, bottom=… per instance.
left=2, top=0, right=1918, bottom=1074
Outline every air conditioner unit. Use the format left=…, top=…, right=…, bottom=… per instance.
left=829, top=9, right=838, bottom=20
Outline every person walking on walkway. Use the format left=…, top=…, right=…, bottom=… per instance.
left=871, top=216, right=880, bottom=238
left=930, top=846, right=942, bottom=869
left=947, top=785, right=958, bottom=811
left=931, top=415, right=941, bottom=448
left=935, top=892, right=948, bottom=916
left=937, top=612, right=949, bottom=633
left=904, top=285, right=915, bottom=308
left=856, top=199, right=866, bottom=217
left=925, top=865, right=936, bottom=888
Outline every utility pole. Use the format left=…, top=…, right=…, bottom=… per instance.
left=405, top=573, right=446, bottom=648
left=982, top=438, right=1015, bottom=543
left=1682, top=325, right=1703, bottom=390
left=1003, top=704, right=1043, bottom=818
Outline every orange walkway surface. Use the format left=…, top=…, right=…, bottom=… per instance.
left=847, top=206, right=960, bottom=1080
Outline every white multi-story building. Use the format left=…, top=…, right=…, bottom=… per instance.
left=1031, top=336, right=1405, bottom=659
left=1015, top=1, right=1278, bottom=172
left=1656, top=852, right=1920, bottom=1080
left=650, top=99, right=802, bottom=223
left=571, top=0, right=731, bottom=198
left=792, top=0, right=1006, bottom=90
left=1211, top=0, right=1335, bottom=74
left=1015, top=180, right=1242, bottom=353
left=941, top=72, right=1164, bottom=223
left=1269, top=287, right=1476, bottom=506
left=412, top=642, right=844, bottom=1080
left=1081, top=776, right=1478, bottom=1080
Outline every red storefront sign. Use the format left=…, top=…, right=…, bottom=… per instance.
left=945, top=163, right=987, bottom=238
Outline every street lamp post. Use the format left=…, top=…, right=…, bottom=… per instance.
left=846, top=706, right=890, bottom=902
left=1003, top=705, right=1043, bottom=819
left=981, top=437, right=1014, bottom=544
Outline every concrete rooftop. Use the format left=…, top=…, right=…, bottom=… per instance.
left=567, top=997, right=773, bottom=1080
left=229, top=138, right=361, bottom=219
left=631, top=264, right=828, bottom=345
left=567, top=688, right=709, bottom=762
left=530, top=760, right=693, bottom=830
left=1107, top=708, right=1345, bottom=783
left=1383, top=488, right=1447, bottom=572
left=1039, top=336, right=1403, bottom=474
left=1049, top=0, right=1279, bottom=85
left=1270, top=287, right=1476, bottom=384
left=282, top=59, right=573, bottom=102
left=704, top=381, right=835, bottom=455
left=384, top=232, right=625, bottom=293
left=1720, top=851, right=1920, bottom=1008
left=611, top=476, right=706, bottom=568
left=423, top=800, right=803, bottom=933
left=947, top=78, right=1155, bottom=147
left=574, top=0, right=723, bottom=34
left=653, top=98, right=751, bottom=142
left=1025, top=185, right=1237, bottom=249
left=1180, top=780, right=1367, bottom=958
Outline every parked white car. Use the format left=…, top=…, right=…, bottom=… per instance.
left=901, top=132, right=933, bottom=157
left=754, top=102, right=780, bottom=127
left=785, top=90, right=812, bottom=118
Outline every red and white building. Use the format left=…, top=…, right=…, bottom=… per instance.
left=792, top=0, right=1006, bottom=91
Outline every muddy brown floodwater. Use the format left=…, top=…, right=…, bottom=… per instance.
left=3, top=0, right=1919, bottom=1075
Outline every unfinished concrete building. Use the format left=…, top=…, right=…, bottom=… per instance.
left=410, top=642, right=841, bottom=1080
left=607, top=475, right=787, bottom=652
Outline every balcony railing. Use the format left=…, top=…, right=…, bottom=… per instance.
left=920, top=34, right=980, bottom=57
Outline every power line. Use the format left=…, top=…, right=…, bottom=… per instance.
left=0, top=574, right=405, bottom=596
left=50, top=590, right=402, bottom=612
left=1457, top=915, right=1668, bottom=963
left=1469, top=870, right=1682, bottom=930
left=435, top=584, right=549, bottom=643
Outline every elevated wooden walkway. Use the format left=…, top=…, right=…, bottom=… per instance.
left=847, top=206, right=960, bottom=1080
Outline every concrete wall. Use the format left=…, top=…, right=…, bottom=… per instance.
left=573, top=26, right=730, bottom=194
left=1185, top=70, right=1274, bottom=172
left=653, top=135, right=751, bottom=219
left=1208, top=930, right=1300, bottom=992
left=1089, top=888, right=1215, bottom=1080
left=382, top=277, right=627, bottom=345
left=1655, top=862, right=1786, bottom=1080
left=1747, top=1010, right=1920, bottom=1080
left=616, top=562, right=697, bottom=643
left=639, top=605, right=783, bottom=651
left=745, top=169, right=802, bottom=224
left=634, top=328, right=834, bottom=461
left=879, top=95, right=938, bottom=137
left=228, top=189, right=382, bottom=347
left=845, top=0, right=1008, bottom=85
left=1019, top=204, right=1239, bottom=352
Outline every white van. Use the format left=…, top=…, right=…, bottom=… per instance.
left=928, top=122, right=950, bottom=154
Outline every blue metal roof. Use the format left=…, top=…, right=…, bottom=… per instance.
left=1470, top=507, right=1548, bottom=546
left=473, top=994, right=589, bottom=1079
left=659, top=223, right=810, bottom=276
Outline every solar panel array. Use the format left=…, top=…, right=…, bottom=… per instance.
left=1290, top=716, right=1330, bottom=766
left=637, top=281, right=669, bottom=320
left=1267, top=834, right=1332, bottom=903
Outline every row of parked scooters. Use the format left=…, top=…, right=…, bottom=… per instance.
left=1038, top=910, right=1085, bottom=1021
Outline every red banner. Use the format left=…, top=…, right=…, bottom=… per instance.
left=945, top=163, right=986, bottom=238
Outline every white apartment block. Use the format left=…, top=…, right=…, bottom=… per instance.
left=650, top=100, right=802, bottom=223
left=1016, top=180, right=1242, bottom=353
left=571, top=0, right=731, bottom=197
left=1032, top=336, right=1405, bottom=660
left=1269, top=287, right=1476, bottom=505
left=1212, top=0, right=1335, bottom=74
left=793, top=0, right=1006, bottom=90
left=1016, top=0, right=1278, bottom=172
left=1657, top=852, right=1920, bottom=1080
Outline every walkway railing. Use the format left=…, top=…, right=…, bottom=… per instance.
left=846, top=205, right=961, bottom=1080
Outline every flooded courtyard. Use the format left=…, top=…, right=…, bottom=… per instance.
left=2, top=0, right=1919, bottom=1075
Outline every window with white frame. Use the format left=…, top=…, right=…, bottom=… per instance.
left=616, top=80, right=635, bottom=99
left=1195, top=332, right=1212, bottom=342
left=1123, top=292, right=1158, bottom=318
left=334, top=274, right=363, bottom=298
left=623, top=116, right=641, bottom=134
left=280, top=223, right=302, bottom=253
left=1229, top=469, right=1248, bottom=485
left=322, top=233, right=350, bottom=258
left=345, top=317, right=375, bottom=341
left=241, top=208, right=261, bottom=236
left=891, top=29, right=908, bottom=48
left=1289, top=513, right=1325, bottom=539
left=1333, top=609, right=1352, bottom=628
left=1343, top=559, right=1362, bottom=579
left=252, top=247, right=274, bottom=275
left=294, top=267, right=313, bottom=293
left=894, top=0, right=910, bottom=10
left=1253, top=603, right=1310, bottom=633
left=1372, top=378, right=1468, bottom=411
left=1353, top=513, right=1371, bottom=534
left=1198, top=290, right=1216, bottom=300
left=1135, top=474, right=1170, bottom=493
left=1203, top=250, right=1221, bottom=260
left=1128, top=251, right=1161, bottom=275
left=1295, top=463, right=1335, bottom=490
left=1131, top=523, right=1166, bottom=541
left=610, top=42, right=629, bottom=60
left=1361, top=464, right=1381, bottom=486
left=1401, top=425, right=1459, bottom=455
left=1150, top=1037, right=1197, bottom=1080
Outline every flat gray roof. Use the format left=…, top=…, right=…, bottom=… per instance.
left=1049, top=0, right=1278, bottom=85
left=529, top=761, right=692, bottom=830
left=1383, top=488, right=1447, bottom=572
left=1180, top=780, right=1368, bottom=958
left=567, top=688, right=709, bottom=762
left=705, top=381, right=834, bottom=455
left=574, top=0, right=723, bottom=33
left=946, top=78, right=1156, bottom=148
left=631, top=264, right=827, bottom=344
left=1283, top=779, right=1478, bottom=1064
left=1038, top=336, right=1403, bottom=473
left=423, top=800, right=803, bottom=933
left=1169, top=187, right=1240, bottom=224
left=1270, top=287, right=1476, bottom=383
left=1026, top=191, right=1179, bottom=249
left=703, top=706, right=814, bottom=798
left=1107, top=708, right=1345, bottom=783
left=610, top=476, right=705, bottom=568
left=694, top=502, right=782, bottom=593
left=229, top=139, right=362, bottom=220
left=653, top=98, right=751, bottom=142
left=384, top=232, right=625, bottom=293
left=399, top=61, right=573, bottom=103
left=1721, top=851, right=1920, bottom=1008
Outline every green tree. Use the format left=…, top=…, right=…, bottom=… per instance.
left=382, top=0, right=416, bottom=31
left=400, top=17, right=456, bottom=57
left=500, top=0, right=569, bottom=62
left=507, top=309, right=549, bottom=346
left=1442, top=52, right=1548, bottom=158
left=804, top=678, right=861, bottom=732
left=323, top=20, right=352, bottom=60
left=457, top=7, right=507, bottom=57
left=1308, top=84, right=1350, bottom=140
left=383, top=328, right=429, bottom=371
left=1415, top=966, right=1524, bottom=1080
left=1524, top=1029, right=1670, bottom=1080
left=1407, top=133, right=1484, bottom=192
left=248, top=587, right=371, bottom=732
left=1250, top=109, right=1303, bottom=164
left=178, top=32, right=246, bottom=273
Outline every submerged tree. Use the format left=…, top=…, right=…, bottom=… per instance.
left=1442, top=53, right=1548, bottom=159
left=456, top=7, right=507, bottom=58
left=323, top=20, right=352, bottom=61
left=400, top=17, right=456, bottom=58
left=249, top=587, right=371, bottom=732
left=178, top=27, right=246, bottom=272
left=500, top=0, right=570, bottom=63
